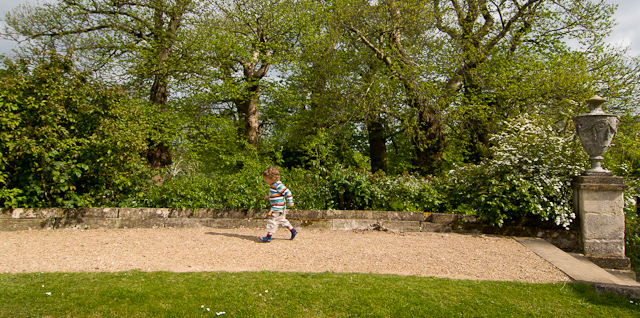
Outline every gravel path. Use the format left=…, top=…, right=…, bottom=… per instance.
left=0, top=228, right=569, bottom=283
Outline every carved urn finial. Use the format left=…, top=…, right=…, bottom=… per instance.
left=585, top=95, right=607, bottom=114
left=572, top=96, right=619, bottom=175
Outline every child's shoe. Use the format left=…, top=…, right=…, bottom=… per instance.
left=260, top=235, right=272, bottom=243
left=290, top=229, right=298, bottom=240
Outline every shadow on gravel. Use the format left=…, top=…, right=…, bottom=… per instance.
left=205, top=231, right=263, bottom=243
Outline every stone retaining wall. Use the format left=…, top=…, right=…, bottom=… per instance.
left=0, top=208, right=444, bottom=231
left=0, top=208, right=579, bottom=251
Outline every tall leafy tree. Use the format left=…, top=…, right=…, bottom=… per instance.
left=431, top=0, right=616, bottom=163
left=190, top=0, right=316, bottom=149
left=2, top=0, right=204, bottom=168
left=0, top=54, right=149, bottom=207
left=333, top=0, right=618, bottom=173
left=335, top=0, right=449, bottom=174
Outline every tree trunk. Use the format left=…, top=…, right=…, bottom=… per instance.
left=145, top=72, right=173, bottom=170
left=460, top=73, right=492, bottom=164
left=367, top=113, right=388, bottom=173
left=143, top=5, right=184, bottom=170
left=236, top=83, right=261, bottom=149
left=461, top=111, right=492, bottom=164
left=411, top=102, right=445, bottom=175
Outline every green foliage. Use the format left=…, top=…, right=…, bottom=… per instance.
left=282, top=167, right=330, bottom=210
left=170, top=110, right=251, bottom=176
left=626, top=207, right=640, bottom=273
left=623, top=178, right=640, bottom=272
left=324, top=166, right=382, bottom=210
left=605, top=115, right=640, bottom=179
left=0, top=54, right=150, bottom=208
left=432, top=115, right=588, bottom=227
left=139, top=156, right=268, bottom=210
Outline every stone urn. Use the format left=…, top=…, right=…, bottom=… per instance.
left=572, top=96, right=619, bottom=175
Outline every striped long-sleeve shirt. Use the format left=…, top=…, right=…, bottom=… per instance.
left=268, top=181, right=294, bottom=211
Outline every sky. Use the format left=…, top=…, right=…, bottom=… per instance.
left=0, top=0, right=639, bottom=56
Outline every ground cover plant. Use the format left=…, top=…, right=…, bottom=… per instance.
left=1, top=271, right=639, bottom=317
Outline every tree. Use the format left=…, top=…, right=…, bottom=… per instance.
left=2, top=0, right=205, bottom=168
left=267, top=6, right=405, bottom=173
left=190, top=0, right=316, bottom=149
left=0, top=54, right=149, bottom=207
left=331, top=0, right=620, bottom=174
left=431, top=0, right=617, bottom=163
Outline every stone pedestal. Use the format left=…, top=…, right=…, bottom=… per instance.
left=572, top=175, right=629, bottom=269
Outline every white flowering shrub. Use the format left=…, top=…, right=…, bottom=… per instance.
left=491, top=115, right=588, bottom=227
left=434, top=115, right=588, bottom=228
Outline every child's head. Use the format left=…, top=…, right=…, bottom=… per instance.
left=263, top=166, right=280, bottom=183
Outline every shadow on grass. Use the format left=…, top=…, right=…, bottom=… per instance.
left=567, top=282, right=640, bottom=309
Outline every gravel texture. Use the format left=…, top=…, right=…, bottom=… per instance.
left=0, top=228, right=570, bottom=283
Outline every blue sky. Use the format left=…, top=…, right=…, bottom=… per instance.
left=1, top=0, right=639, bottom=56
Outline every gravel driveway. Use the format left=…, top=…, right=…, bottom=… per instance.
left=0, top=227, right=569, bottom=283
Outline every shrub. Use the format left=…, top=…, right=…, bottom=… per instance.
left=623, top=179, right=640, bottom=272
left=138, top=159, right=267, bottom=210
left=0, top=54, right=149, bottom=208
left=433, top=115, right=587, bottom=227
left=283, top=167, right=330, bottom=210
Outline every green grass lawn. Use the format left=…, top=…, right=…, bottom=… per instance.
left=1, top=271, right=638, bottom=317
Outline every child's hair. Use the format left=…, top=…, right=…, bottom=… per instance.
left=263, top=166, right=281, bottom=181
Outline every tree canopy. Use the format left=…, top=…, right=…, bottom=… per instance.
left=2, top=0, right=638, bottom=181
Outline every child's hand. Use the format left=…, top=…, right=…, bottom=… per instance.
left=264, top=196, right=269, bottom=200
left=268, top=211, right=272, bottom=216
left=288, top=203, right=294, bottom=207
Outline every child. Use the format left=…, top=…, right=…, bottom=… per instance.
left=261, top=166, right=298, bottom=242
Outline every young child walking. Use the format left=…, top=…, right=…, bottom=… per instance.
left=261, top=166, right=298, bottom=242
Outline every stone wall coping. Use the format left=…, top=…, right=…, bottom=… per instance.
left=572, top=175, right=628, bottom=191
left=0, top=208, right=469, bottom=222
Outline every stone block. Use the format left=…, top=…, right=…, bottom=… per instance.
left=0, top=219, right=48, bottom=231
left=324, top=210, right=372, bottom=220
left=163, top=218, right=209, bottom=228
left=193, top=209, right=213, bottom=218
left=169, top=209, right=194, bottom=219
left=291, top=219, right=332, bottom=230
left=420, top=222, right=450, bottom=232
left=8, top=208, right=38, bottom=218
left=213, top=209, right=261, bottom=219
left=461, top=215, right=478, bottom=223
left=118, top=208, right=169, bottom=219
left=589, top=258, right=631, bottom=270
left=332, top=219, right=376, bottom=230
left=115, top=217, right=166, bottom=229
left=375, top=211, right=428, bottom=222
left=580, top=213, right=625, bottom=240
left=77, top=208, right=119, bottom=218
left=69, top=218, right=119, bottom=230
left=210, top=209, right=231, bottom=218
left=154, top=208, right=171, bottom=218
left=170, top=209, right=194, bottom=218
left=39, top=208, right=66, bottom=218
left=384, top=221, right=422, bottom=232
left=431, top=213, right=458, bottom=224
left=593, top=284, right=640, bottom=299
left=0, top=208, right=10, bottom=219
left=583, top=239, right=625, bottom=258
left=572, top=176, right=627, bottom=191
left=4, top=208, right=65, bottom=219
left=578, top=190, right=624, bottom=215
left=288, top=210, right=325, bottom=220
